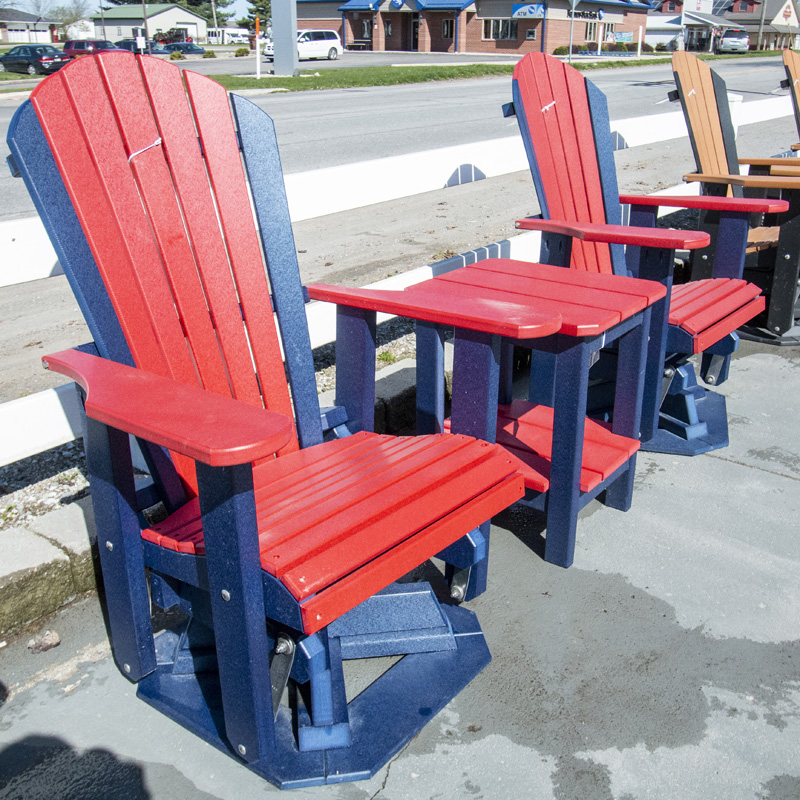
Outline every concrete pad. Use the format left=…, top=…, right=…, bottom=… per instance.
left=27, top=498, right=97, bottom=594
left=0, top=527, right=74, bottom=634
left=722, top=348, right=800, bottom=479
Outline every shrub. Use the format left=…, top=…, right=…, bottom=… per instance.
left=235, top=46, right=250, bottom=57
left=641, top=42, right=654, bottom=52
left=626, top=42, right=638, bottom=52
left=655, top=42, right=668, bottom=51
left=202, top=49, right=216, bottom=58
left=169, top=50, right=186, bottom=60
left=553, top=45, right=569, bottom=55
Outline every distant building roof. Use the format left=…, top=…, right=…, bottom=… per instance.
left=0, top=8, right=58, bottom=24
left=89, top=3, right=205, bottom=21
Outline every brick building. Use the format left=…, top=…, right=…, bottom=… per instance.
left=296, top=0, right=652, bottom=55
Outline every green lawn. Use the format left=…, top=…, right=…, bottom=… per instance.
left=211, top=63, right=517, bottom=92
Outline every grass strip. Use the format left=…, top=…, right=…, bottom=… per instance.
left=211, top=62, right=516, bottom=91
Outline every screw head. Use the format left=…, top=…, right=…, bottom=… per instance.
left=706, top=376, right=716, bottom=385
left=785, top=253, right=791, bottom=259
left=221, top=589, right=231, bottom=602
left=238, top=744, right=247, bottom=756
left=123, top=663, right=131, bottom=673
left=105, top=541, right=114, bottom=551
left=451, top=584, right=466, bottom=601
left=701, top=254, right=708, bottom=260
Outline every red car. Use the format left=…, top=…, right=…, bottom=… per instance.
left=62, top=39, right=120, bottom=58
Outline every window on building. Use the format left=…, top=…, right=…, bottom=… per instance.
left=666, top=1, right=677, bottom=10
left=526, top=28, right=536, bottom=39
left=385, top=19, right=392, bottom=37
left=362, top=19, right=372, bottom=39
left=585, top=21, right=598, bottom=40
left=482, top=19, right=518, bottom=40
left=117, top=27, right=122, bottom=36
left=442, top=18, right=454, bottom=38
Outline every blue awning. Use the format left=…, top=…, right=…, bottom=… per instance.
left=339, top=0, right=382, bottom=9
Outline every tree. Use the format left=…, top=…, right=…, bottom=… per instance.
left=246, top=0, right=270, bottom=31
left=50, top=0, right=92, bottom=38
left=24, top=0, right=54, bottom=17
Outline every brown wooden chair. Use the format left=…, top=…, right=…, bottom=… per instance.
left=672, top=51, right=800, bottom=345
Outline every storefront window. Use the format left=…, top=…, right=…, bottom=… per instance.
left=385, top=19, right=392, bottom=37
left=585, top=21, right=598, bottom=40
left=482, top=19, right=518, bottom=40
left=362, top=19, right=372, bottom=39
left=443, top=19, right=454, bottom=38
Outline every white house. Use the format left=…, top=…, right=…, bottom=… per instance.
left=0, top=8, right=58, bottom=43
left=90, top=3, right=208, bottom=42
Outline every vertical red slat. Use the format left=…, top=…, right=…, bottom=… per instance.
left=97, top=54, right=237, bottom=400
left=564, top=61, right=613, bottom=274
left=517, top=56, right=589, bottom=271
left=183, top=69, right=295, bottom=425
left=137, top=56, right=276, bottom=410
left=31, top=60, right=177, bottom=378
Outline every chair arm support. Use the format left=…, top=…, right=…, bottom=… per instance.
left=619, top=193, right=789, bottom=215
left=684, top=172, right=800, bottom=190
left=514, top=217, right=710, bottom=250
left=306, top=284, right=563, bottom=339
left=43, top=349, right=294, bottom=467
left=738, top=157, right=800, bottom=171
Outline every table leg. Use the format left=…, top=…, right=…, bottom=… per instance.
left=545, top=337, right=590, bottom=569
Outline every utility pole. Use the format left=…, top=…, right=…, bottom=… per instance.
left=757, top=0, right=767, bottom=50
left=211, top=0, right=218, bottom=30
left=100, top=4, right=107, bottom=38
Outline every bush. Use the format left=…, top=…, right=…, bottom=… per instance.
left=553, top=44, right=584, bottom=55
left=640, top=42, right=654, bottom=52
left=655, top=42, right=668, bottom=52
left=169, top=50, right=186, bottom=60
left=202, top=49, right=216, bottom=58
left=626, top=42, right=638, bottom=52
left=235, top=46, right=249, bottom=57
left=553, top=45, right=569, bottom=55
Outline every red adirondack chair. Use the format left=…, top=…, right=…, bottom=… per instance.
left=509, top=53, right=777, bottom=455
left=7, top=52, right=530, bottom=787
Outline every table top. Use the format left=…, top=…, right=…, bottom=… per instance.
left=307, top=257, right=666, bottom=340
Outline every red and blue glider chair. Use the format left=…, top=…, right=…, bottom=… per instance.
left=6, top=53, right=528, bottom=788
left=507, top=53, right=779, bottom=456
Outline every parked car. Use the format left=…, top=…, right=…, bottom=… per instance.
left=0, top=44, right=71, bottom=75
left=163, top=42, right=206, bottom=55
left=226, top=32, right=249, bottom=44
left=62, top=39, right=119, bottom=58
left=264, top=29, right=343, bottom=61
left=115, top=39, right=170, bottom=54
left=716, top=28, right=750, bottom=54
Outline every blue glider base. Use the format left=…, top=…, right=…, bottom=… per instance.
left=641, top=388, right=729, bottom=456
left=136, top=603, right=489, bottom=789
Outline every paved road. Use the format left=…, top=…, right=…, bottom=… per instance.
left=0, top=55, right=793, bottom=222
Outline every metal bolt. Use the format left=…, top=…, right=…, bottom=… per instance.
left=275, top=637, right=295, bottom=656
left=123, top=663, right=131, bottom=673
left=664, top=367, right=675, bottom=378
left=105, top=541, right=114, bottom=551
left=238, top=744, right=247, bottom=756
left=701, top=254, right=708, bottom=260
left=451, top=584, right=466, bottom=601
left=221, top=590, right=231, bottom=602
left=706, top=376, right=716, bottom=385
left=785, top=254, right=791, bottom=259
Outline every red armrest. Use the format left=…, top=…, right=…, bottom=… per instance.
left=619, top=194, right=789, bottom=215
left=43, top=349, right=294, bottom=467
left=306, top=285, right=563, bottom=339
left=514, top=218, right=710, bottom=250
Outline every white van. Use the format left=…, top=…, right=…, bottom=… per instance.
left=716, top=28, right=750, bottom=54
left=264, top=30, right=343, bottom=61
